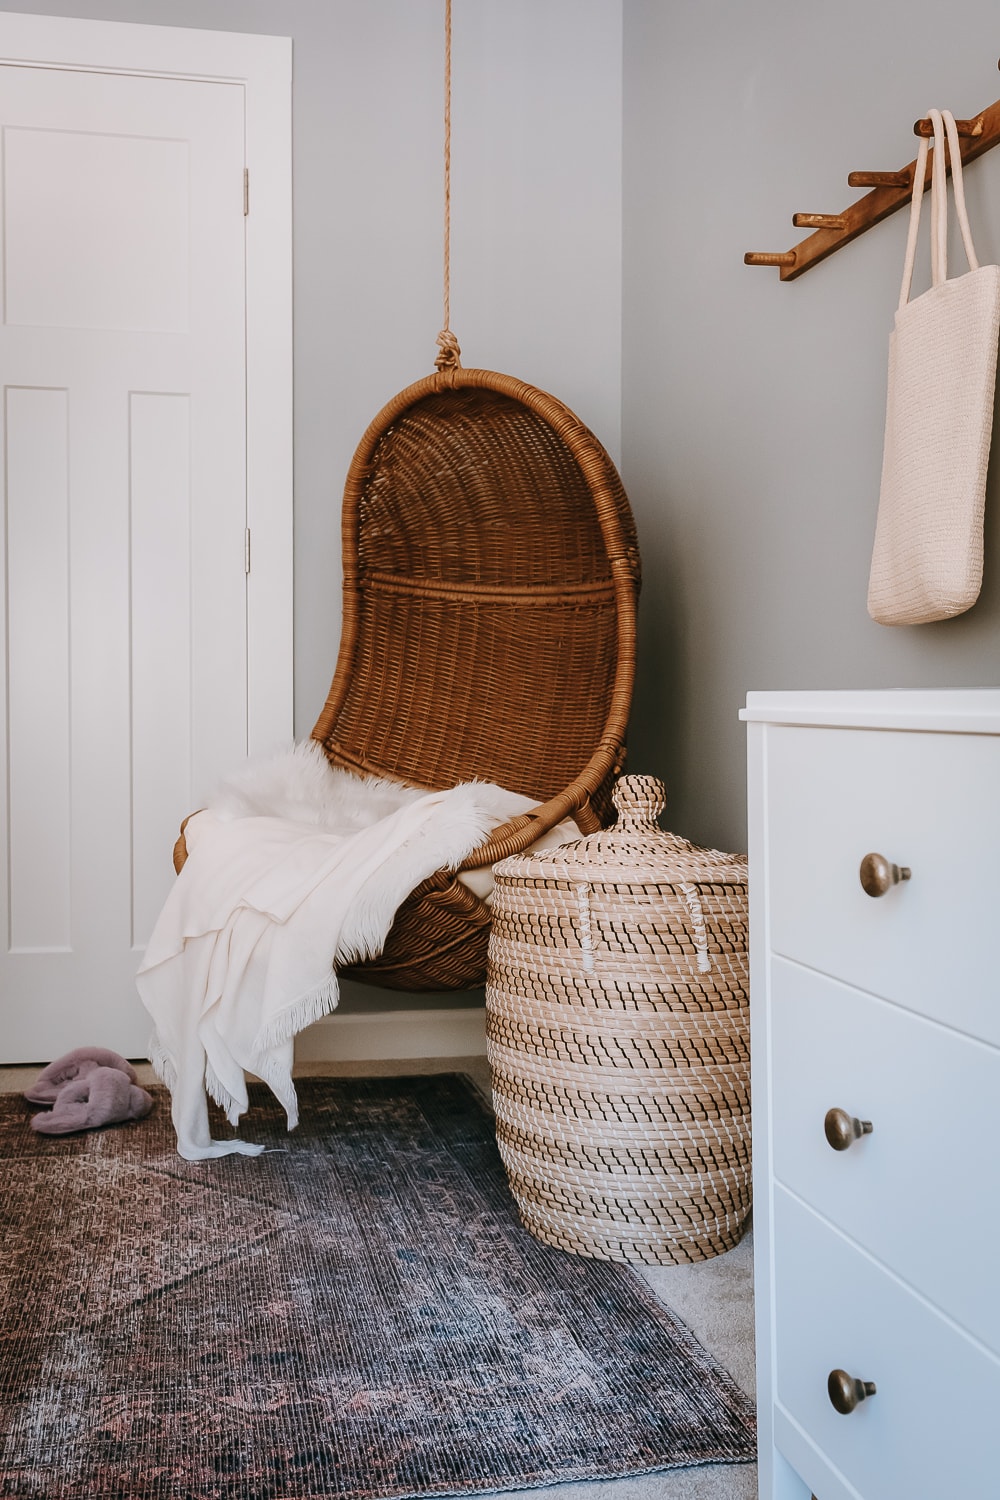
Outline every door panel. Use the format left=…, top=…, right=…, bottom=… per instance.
left=4, top=123, right=190, bottom=332
left=130, top=391, right=192, bottom=951
left=6, top=386, right=71, bottom=953
left=1, top=63, right=248, bottom=1061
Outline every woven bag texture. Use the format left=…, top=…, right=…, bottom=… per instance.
left=868, top=108, right=1000, bottom=625
left=485, top=775, right=750, bottom=1265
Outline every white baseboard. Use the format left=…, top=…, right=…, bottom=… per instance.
left=294, top=1007, right=487, bottom=1062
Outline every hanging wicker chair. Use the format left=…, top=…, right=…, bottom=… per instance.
left=306, top=362, right=641, bottom=991
left=173, top=2, right=640, bottom=994
left=172, top=363, right=639, bottom=991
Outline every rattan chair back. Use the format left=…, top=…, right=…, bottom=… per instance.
left=311, top=365, right=641, bottom=990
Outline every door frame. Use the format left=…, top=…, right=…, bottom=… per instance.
left=0, top=10, right=293, bottom=755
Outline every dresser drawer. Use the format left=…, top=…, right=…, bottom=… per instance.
left=772, top=1187, right=1000, bottom=1500
left=766, top=724, right=1000, bottom=1045
left=768, top=957, right=1000, bottom=1357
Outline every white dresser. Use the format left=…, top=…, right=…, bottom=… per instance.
left=742, top=689, right=1000, bottom=1500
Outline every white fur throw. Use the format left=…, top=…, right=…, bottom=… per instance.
left=137, top=744, right=549, bottom=1161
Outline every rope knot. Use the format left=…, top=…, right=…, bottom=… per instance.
left=434, top=329, right=462, bottom=371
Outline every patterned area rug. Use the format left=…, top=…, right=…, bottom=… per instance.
left=0, top=1074, right=755, bottom=1499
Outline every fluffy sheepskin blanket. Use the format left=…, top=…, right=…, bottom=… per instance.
left=137, top=743, right=549, bottom=1161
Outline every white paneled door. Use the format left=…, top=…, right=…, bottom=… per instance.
left=1, top=58, right=264, bottom=1062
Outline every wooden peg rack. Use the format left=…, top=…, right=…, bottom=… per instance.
left=746, top=69, right=1000, bottom=281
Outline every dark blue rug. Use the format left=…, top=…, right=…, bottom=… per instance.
left=0, top=1074, right=755, bottom=1498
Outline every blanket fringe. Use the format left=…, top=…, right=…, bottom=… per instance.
left=148, top=1034, right=177, bottom=1092
left=204, top=1058, right=244, bottom=1125
left=254, top=974, right=339, bottom=1056
left=241, top=974, right=341, bottom=1132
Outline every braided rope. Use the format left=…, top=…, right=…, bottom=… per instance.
left=434, top=0, right=462, bottom=371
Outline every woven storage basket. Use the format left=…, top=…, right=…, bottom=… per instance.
left=485, top=774, right=750, bottom=1265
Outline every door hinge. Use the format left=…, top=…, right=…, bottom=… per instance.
left=245, top=527, right=251, bottom=574
left=243, top=167, right=250, bottom=216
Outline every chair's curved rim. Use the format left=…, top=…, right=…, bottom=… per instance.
left=311, top=364, right=640, bottom=869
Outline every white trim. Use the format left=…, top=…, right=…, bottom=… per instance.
left=0, top=12, right=294, bottom=757
left=0, top=11, right=287, bottom=79
left=295, top=1009, right=488, bottom=1063
left=741, top=688, right=1000, bottom=734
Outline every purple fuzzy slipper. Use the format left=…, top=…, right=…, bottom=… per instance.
left=24, top=1046, right=138, bottom=1105
left=30, top=1065, right=154, bottom=1136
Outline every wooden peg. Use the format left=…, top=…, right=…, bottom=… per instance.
left=744, top=252, right=796, bottom=267
left=848, top=169, right=912, bottom=188
left=745, top=88, right=1000, bottom=281
left=914, top=114, right=984, bottom=137
left=792, top=213, right=847, bottom=230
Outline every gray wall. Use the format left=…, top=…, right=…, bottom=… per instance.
left=0, top=0, right=622, bottom=724
left=623, top=0, right=1000, bottom=856
left=17, top=0, right=997, bottom=1001
left=0, top=0, right=623, bottom=1011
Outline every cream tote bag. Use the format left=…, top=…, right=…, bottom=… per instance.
left=868, top=107, right=1000, bottom=625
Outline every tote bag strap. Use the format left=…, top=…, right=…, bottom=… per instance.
left=898, top=108, right=980, bottom=312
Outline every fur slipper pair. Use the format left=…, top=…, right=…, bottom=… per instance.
left=25, top=1047, right=155, bottom=1136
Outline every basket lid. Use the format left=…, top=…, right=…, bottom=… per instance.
left=494, top=775, right=747, bottom=887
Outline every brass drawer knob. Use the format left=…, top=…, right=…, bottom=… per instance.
left=828, top=1367, right=877, bottom=1414
left=859, top=851, right=911, bottom=897
left=824, top=1107, right=873, bottom=1151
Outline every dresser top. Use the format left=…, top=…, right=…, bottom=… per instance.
left=741, top=688, right=1000, bottom=732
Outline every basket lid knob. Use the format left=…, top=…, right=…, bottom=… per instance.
left=612, top=775, right=667, bottom=830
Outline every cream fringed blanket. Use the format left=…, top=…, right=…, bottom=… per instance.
left=137, top=744, right=557, bottom=1161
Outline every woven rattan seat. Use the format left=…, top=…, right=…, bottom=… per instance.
left=173, top=364, right=639, bottom=992
left=311, top=365, right=640, bottom=990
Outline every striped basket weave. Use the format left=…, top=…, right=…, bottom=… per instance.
left=485, top=774, right=750, bottom=1265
